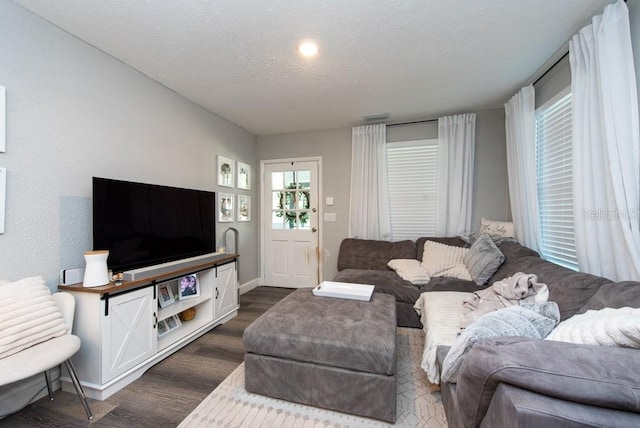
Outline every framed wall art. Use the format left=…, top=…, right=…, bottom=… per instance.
left=218, top=193, right=234, bottom=223
left=217, top=155, right=234, bottom=187
left=237, top=161, right=251, bottom=190
left=237, top=195, right=251, bottom=222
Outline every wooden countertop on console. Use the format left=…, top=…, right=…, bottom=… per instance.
left=58, top=253, right=238, bottom=296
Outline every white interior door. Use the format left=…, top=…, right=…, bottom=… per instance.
left=263, top=160, right=319, bottom=288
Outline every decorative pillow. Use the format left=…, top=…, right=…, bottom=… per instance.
left=0, top=276, right=68, bottom=359
left=387, top=259, right=431, bottom=285
left=458, top=232, right=517, bottom=247
left=479, top=217, right=515, bottom=238
left=421, top=240, right=472, bottom=281
left=546, top=307, right=640, bottom=348
left=463, top=234, right=505, bottom=285
left=440, top=302, right=559, bottom=383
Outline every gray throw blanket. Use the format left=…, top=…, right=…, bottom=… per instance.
left=461, top=272, right=549, bottom=328
left=441, top=302, right=560, bottom=383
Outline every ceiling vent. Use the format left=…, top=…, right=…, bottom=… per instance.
left=363, top=113, right=390, bottom=123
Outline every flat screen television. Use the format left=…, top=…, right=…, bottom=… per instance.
left=93, top=177, right=216, bottom=273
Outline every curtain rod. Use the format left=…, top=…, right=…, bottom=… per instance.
left=532, top=0, right=625, bottom=86
left=532, top=51, right=569, bottom=86
left=386, top=118, right=438, bottom=127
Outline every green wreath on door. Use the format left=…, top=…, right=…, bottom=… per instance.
left=276, top=184, right=310, bottom=228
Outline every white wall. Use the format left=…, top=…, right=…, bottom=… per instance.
left=0, top=1, right=260, bottom=417
left=0, top=1, right=259, bottom=290
left=257, top=107, right=510, bottom=281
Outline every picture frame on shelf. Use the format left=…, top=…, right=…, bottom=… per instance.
left=237, top=162, right=251, bottom=190
left=178, top=274, right=200, bottom=299
left=218, top=193, right=234, bottom=223
left=237, top=195, right=251, bottom=222
left=217, top=155, right=234, bottom=187
left=165, top=314, right=182, bottom=332
left=157, top=319, right=169, bottom=337
left=157, top=283, right=175, bottom=308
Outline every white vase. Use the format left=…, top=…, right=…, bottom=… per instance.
left=83, top=250, right=110, bottom=287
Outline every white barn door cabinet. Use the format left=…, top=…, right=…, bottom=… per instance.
left=59, top=254, right=239, bottom=400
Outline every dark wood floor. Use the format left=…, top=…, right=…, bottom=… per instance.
left=0, top=286, right=294, bottom=428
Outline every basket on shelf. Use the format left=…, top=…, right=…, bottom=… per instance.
left=179, top=307, right=196, bottom=322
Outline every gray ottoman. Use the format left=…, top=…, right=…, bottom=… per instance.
left=242, top=288, right=397, bottom=422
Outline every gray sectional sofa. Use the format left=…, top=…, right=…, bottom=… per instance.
left=332, top=236, right=640, bottom=427
left=333, top=237, right=539, bottom=328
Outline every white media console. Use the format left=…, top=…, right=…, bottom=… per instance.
left=58, top=252, right=239, bottom=400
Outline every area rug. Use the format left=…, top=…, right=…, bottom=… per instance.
left=179, top=328, right=446, bottom=427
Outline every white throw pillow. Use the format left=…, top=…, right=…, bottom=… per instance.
left=0, top=276, right=68, bottom=359
left=421, top=241, right=472, bottom=281
left=388, top=259, right=431, bottom=285
left=479, top=217, right=515, bottom=238
left=546, top=307, right=640, bottom=348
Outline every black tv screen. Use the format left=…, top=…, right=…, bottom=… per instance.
left=93, top=177, right=216, bottom=273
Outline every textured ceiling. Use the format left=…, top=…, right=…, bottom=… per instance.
left=13, top=0, right=613, bottom=136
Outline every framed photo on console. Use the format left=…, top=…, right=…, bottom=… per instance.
left=157, top=283, right=175, bottom=308
left=165, top=315, right=182, bottom=332
left=218, top=193, right=234, bottom=222
left=178, top=274, right=200, bottom=299
left=158, top=315, right=182, bottom=337
left=237, top=162, right=251, bottom=190
left=157, top=319, right=169, bottom=337
left=217, top=155, right=235, bottom=187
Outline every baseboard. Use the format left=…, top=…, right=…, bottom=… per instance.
left=239, top=278, right=260, bottom=295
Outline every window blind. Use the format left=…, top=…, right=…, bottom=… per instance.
left=536, top=91, right=578, bottom=270
left=386, top=139, right=438, bottom=241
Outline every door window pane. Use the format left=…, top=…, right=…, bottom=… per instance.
left=297, top=170, right=311, bottom=189
left=284, top=171, right=295, bottom=188
left=271, top=169, right=314, bottom=230
left=271, top=172, right=283, bottom=190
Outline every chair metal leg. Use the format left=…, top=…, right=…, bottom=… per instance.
left=64, top=359, right=93, bottom=420
left=43, top=370, right=54, bottom=401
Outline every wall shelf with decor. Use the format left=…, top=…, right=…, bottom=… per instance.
left=58, top=253, right=239, bottom=400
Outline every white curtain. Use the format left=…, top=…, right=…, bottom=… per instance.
left=505, top=85, right=540, bottom=253
left=436, top=113, right=476, bottom=236
left=570, top=0, right=640, bottom=281
left=349, top=124, right=391, bottom=240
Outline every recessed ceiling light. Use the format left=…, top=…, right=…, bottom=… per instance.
left=298, top=40, right=319, bottom=58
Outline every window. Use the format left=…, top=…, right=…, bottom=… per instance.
left=386, top=139, right=438, bottom=241
left=535, top=89, right=578, bottom=270
left=270, top=170, right=311, bottom=229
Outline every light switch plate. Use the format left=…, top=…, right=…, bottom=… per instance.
left=326, top=197, right=334, bottom=206
left=324, top=213, right=336, bottom=222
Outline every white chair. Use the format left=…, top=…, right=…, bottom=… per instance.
left=0, top=291, right=93, bottom=420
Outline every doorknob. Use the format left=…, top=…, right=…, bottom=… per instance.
left=312, top=208, right=317, bottom=213
left=312, top=227, right=317, bottom=233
